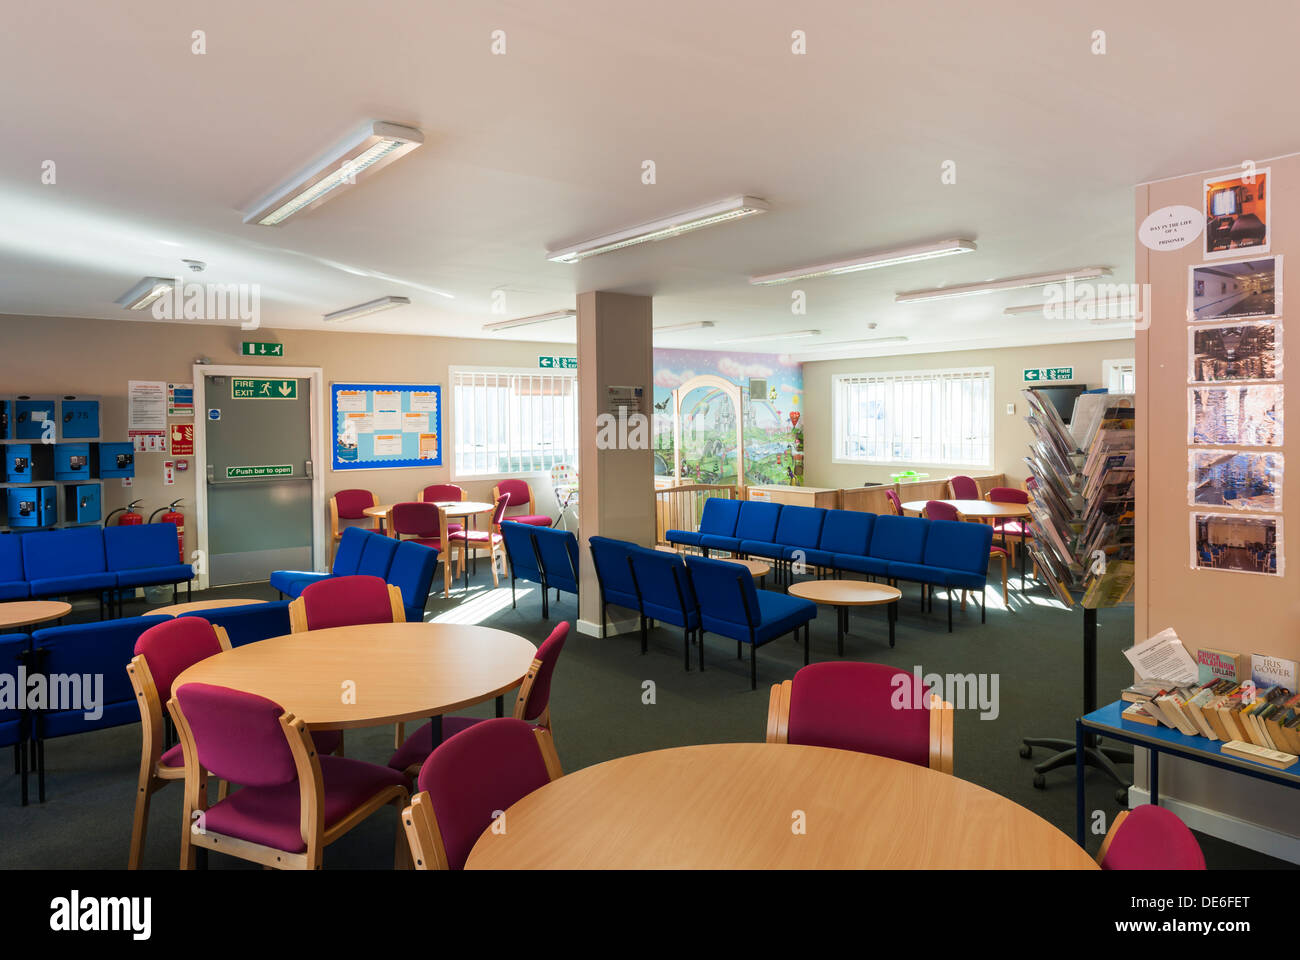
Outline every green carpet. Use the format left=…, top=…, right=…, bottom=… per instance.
left=1, top=568, right=1290, bottom=869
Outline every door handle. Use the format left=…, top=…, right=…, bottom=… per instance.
left=206, top=463, right=214, bottom=483
left=304, top=460, right=314, bottom=479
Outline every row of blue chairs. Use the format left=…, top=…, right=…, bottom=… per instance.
left=270, top=526, right=439, bottom=623
left=589, top=537, right=817, bottom=689
left=0, top=524, right=193, bottom=618
left=498, top=521, right=580, bottom=618
left=666, top=498, right=994, bottom=631
left=3, top=601, right=290, bottom=804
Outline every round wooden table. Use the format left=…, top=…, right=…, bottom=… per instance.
left=0, top=600, right=72, bottom=630
left=465, top=742, right=1098, bottom=870
left=787, top=580, right=902, bottom=654
left=173, top=622, right=536, bottom=732
left=364, top=501, right=494, bottom=536
left=150, top=598, right=266, bottom=617
left=901, top=498, right=1033, bottom=582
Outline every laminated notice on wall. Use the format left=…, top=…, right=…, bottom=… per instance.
left=1188, top=320, right=1281, bottom=383
left=1189, top=385, right=1283, bottom=446
left=1189, top=449, right=1283, bottom=512
left=1191, top=512, right=1283, bottom=576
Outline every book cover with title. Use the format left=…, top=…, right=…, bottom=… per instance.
left=1198, top=647, right=1248, bottom=684
left=1251, top=653, right=1299, bottom=691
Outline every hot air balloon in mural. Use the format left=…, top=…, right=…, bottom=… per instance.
left=789, top=411, right=800, bottom=429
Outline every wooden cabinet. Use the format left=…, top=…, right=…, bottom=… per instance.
left=745, top=485, right=840, bottom=509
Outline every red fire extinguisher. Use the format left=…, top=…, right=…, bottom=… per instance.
left=104, top=498, right=144, bottom=527
left=149, top=499, right=186, bottom=563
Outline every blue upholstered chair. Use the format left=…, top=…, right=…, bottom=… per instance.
left=270, top=525, right=371, bottom=598
left=0, top=534, right=28, bottom=600
left=23, top=527, right=117, bottom=617
left=30, top=615, right=171, bottom=801
left=664, top=497, right=741, bottom=552
left=179, top=601, right=291, bottom=647
left=588, top=536, right=643, bottom=639
left=627, top=547, right=701, bottom=667
left=532, top=526, right=580, bottom=618
left=684, top=555, right=817, bottom=689
left=104, top=524, right=194, bottom=614
left=741, top=505, right=825, bottom=585
left=386, top=540, right=440, bottom=623
left=887, top=519, right=993, bottom=631
left=812, top=510, right=876, bottom=570
left=701, top=501, right=782, bottom=556
left=1, top=634, right=32, bottom=804
left=500, top=521, right=545, bottom=613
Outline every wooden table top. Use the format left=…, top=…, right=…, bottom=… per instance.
left=173, top=622, right=536, bottom=730
left=901, top=499, right=1032, bottom=519
left=466, top=743, right=1097, bottom=870
left=150, top=598, right=267, bottom=617
left=365, top=501, right=494, bottom=520
left=787, top=580, right=902, bottom=606
left=0, top=600, right=72, bottom=630
left=653, top=546, right=770, bottom=578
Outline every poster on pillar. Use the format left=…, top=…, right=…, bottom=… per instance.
left=651, top=348, right=804, bottom=487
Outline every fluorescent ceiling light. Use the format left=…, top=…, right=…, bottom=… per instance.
left=1003, top=299, right=1138, bottom=322
left=895, top=267, right=1111, bottom=303
left=653, top=321, right=715, bottom=332
left=116, top=277, right=175, bottom=310
left=244, top=121, right=424, bottom=226
left=749, top=239, right=976, bottom=285
left=482, top=309, right=576, bottom=332
left=716, top=329, right=820, bottom=344
left=546, top=196, right=769, bottom=263
left=801, top=336, right=909, bottom=349
left=323, top=296, right=411, bottom=323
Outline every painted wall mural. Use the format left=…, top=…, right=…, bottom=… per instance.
left=652, top=348, right=804, bottom=486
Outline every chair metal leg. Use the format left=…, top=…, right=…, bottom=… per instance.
left=698, top=629, right=704, bottom=671
left=947, top=589, right=953, bottom=632
left=981, top=586, right=986, bottom=623
left=750, top=643, right=757, bottom=691
left=683, top=628, right=691, bottom=672
left=601, top=603, right=608, bottom=639
left=510, top=576, right=516, bottom=608
left=640, top=615, right=648, bottom=654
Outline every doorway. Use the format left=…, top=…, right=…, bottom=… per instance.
left=193, top=366, right=326, bottom=588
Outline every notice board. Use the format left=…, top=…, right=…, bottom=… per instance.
left=331, top=382, right=442, bottom=470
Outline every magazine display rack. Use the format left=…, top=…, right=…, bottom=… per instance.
left=1019, top=389, right=1137, bottom=796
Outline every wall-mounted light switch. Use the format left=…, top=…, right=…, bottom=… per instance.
left=1006, top=403, right=1016, bottom=415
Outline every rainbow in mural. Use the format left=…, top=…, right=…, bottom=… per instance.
left=652, top=348, right=804, bottom=486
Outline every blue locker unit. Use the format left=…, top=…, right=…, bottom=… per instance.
left=54, top=442, right=99, bottom=481
left=14, top=398, right=56, bottom=441
left=60, top=398, right=100, bottom=439
left=0, top=399, right=9, bottom=439
left=7, top=444, right=55, bottom=482
left=8, top=487, right=57, bottom=528
left=64, top=484, right=101, bottom=524
left=98, top=442, right=135, bottom=479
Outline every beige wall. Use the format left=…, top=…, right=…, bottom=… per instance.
left=0, top=314, right=568, bottom=562
left=1135, top=157, right=1299, bottom=852
left=800, top=339, right=1134, bottom=489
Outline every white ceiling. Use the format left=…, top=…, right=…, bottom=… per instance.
left=1, top=0, right=1297, bottom=358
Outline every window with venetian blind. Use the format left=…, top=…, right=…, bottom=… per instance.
left=451, top=368, right=579, bottom=477
left=832, top=367, right=993, bottom=467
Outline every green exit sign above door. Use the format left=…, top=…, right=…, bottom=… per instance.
left=232, top=377, right=298, bottom=399
left=538, top=356, right=577, bottom=370
left=241, top=341, right=284, bottom=357
left=1023, top=366, right=1074, bottom=382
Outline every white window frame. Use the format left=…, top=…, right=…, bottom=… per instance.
left=830, top=366, right=995, bottom=469
left=449, top=365, right=580, bottom=482
left=1102, top=358, right=1136, bottom=394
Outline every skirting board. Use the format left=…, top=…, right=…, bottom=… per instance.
left=1126, top=786, right=1300, bottom=865
left=577, top=616, right=640, bottom=638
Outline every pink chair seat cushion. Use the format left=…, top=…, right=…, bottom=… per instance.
left=160, top=743, right=185, bottom=768
left=446, top=523, right=464, bottom=535
left=388, top=716, right=483, bottom=772
left=992, top=521, right=1032, bottom=537
left=510, top=515, right=552, bottom=527
left=448, top=530, right=502, bottom=544
left=989, top=546, right=1009, bottom=557
left=1101, top=805, right=1206, bottom=870
left=787, top=662, right=931, bottom=767
left=202, top=755, right=409, bottom=854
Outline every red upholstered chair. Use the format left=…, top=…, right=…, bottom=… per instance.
left=329, top=489, right=378, bottom=560
left=126, top=616, right=230, bottom=869
left=418, top=484, right=464, bottom=535
left=447, top=495, right=508, bottom=588
left=885, top=489, right=903, bottom=516
left=169, top=682, right=410, bottom=870
left=766, top=662, right=954, bottom=774
left=925, top=501, right=1007, bottom=600
left=288, top=574, right=405, bottom=633
left=389, top=621, right=568, bottom=777
left=493, top=478, right=551, bottom=527
left=985, top=486, right=1033, bottom=566
left=401, top=717, right=563, bottom=870
left=948, top=475, right=980, bottom=500
left=390, top=502, right=453, bottom=598
left=1097, top=806, right=1206, bottom=870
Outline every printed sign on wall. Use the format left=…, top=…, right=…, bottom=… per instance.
left=330, top=383, right=442, bottom=470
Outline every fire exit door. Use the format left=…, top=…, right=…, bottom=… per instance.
left=203, top=373, right=314, bottom=586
